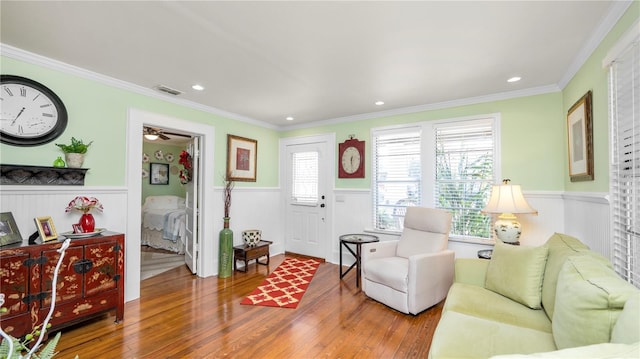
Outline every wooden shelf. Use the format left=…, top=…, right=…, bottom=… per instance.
left=1, top=164, right=88, bottom=185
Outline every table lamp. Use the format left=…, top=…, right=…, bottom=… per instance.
left=482, top=179, right=537, bottom=244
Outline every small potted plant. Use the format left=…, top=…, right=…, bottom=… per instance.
left=55, top=137, right=93, bottom=168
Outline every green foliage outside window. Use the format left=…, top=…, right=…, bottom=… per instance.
left=436, top=150, right=493, bottom=239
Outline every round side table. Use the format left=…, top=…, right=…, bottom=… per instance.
left=339, top=233, right=379, bottom=288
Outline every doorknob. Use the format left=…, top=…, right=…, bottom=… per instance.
left=320, top=203, right=325, bottom=208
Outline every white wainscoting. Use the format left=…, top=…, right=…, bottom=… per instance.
left=1, top=186, right=611, bottom=299
left=221, top=187, right=284, bottom=255
left=301, top=189, right=609, bottom=264
left=562, top=192, right=610, bottom=259
left=0, top=186, right=128, bottom=238
left=0, top=185, right=282, bottom=303
left=332, top=189, right=371, bottom=264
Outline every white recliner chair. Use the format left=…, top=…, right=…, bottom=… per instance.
left=362, top=206, right=454, bottom=315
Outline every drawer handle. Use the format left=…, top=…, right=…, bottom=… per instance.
left=73, top=259, right=94, bottom=274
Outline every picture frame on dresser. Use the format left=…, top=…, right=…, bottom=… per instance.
left=0, top=212, right=22, bottom=246
left=35, top=216, right=58, bottom=242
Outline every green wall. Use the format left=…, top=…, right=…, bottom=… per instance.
left=283, top=92, right=565, bottom=191
left=283, top=2, right=639, bottom=193
left=562, top=1, right=639, bottom=192
left=141, top=141, right=187, bottom=201
left=1, top=2, right=637, bottom=193
left=0, top=56, right=280, bottom=187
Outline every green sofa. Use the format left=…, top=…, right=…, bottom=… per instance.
left=429, top=233, right=640, bottom=359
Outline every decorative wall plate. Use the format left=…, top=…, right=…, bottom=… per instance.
left=142, top=153, right=149, bottom=163
left=142, top=168, right=149, bottom=178
left=154, top=150, right=164, bottom=160
left=165, top=153, right=174, bottom=162
left=170, top=165, right=179, bottom=175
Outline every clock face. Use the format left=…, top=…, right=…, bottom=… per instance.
left=0, top=75, right=67, bottom=146
left=341, top=146, right=361, bottom=174
left=338, top=138, right=365, bottom=178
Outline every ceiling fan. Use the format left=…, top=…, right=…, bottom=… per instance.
left=143, top=126, right=191, bottom=141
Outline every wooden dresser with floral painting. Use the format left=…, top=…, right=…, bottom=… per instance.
left=0, top=232, right=124, bottom=339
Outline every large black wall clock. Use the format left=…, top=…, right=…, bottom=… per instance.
left=338, top=137, right=365, bottom=178
left=1, top=75, right=68, bottom=146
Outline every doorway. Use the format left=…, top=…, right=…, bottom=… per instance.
left=281, top=134, right=335, bottom=260
left=140, top=128, right=198, bottom=279
left=126, top=109, right=217, bottom=302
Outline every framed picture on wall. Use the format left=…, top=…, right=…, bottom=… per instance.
left=34, top=216, right=58, bottom=242
left=0, top=212, right=22, bottom=246
left=150, top=162, right=170, bottom=185
left=567, top=90, right=594, bottom=182
left=227, top=134, right=257, bottom=182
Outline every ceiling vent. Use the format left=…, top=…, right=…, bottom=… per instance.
left=154, top=85, right=182, bottom=96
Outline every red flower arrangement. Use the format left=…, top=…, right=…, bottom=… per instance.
left=179, top=150, right=193, bottom=184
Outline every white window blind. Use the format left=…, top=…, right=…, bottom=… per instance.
left=291, top=151, right=319, bottom=204
left=609, top=38, right=639, bottom=287
left=373, top=128, right=422, bottom=230
left=434, top=119, right=495, bottom=239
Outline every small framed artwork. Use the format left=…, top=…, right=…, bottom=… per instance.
left=150, top=163, right=170, bottom=185
left=0, top=212, right=23, bottom=246
left=35, top=216, right=58, bottom=242
left=227, top=134, right=257, bottom=182
left=567, top=90, right=594, bottom=182
left=72, top=223, right=83, bottom=234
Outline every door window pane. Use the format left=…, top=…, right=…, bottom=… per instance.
left=291, top=151, right=319, bottom=204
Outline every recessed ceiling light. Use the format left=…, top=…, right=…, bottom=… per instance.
left=192, top=84, right=205, bottom=91
left=375, top=101, right=385, bottom=106
left=507, top=77, right=521, bottom=83
left=286, top=116, right=294, bottom=121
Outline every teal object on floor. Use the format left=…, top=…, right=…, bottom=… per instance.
left=219, top=217, right=233, bottom=278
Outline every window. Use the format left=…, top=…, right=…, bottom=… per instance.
left=372, top=127, right=422, bottom=230
left=372, top=115, right=498, bottom=239
left=433, top=119, right=496, bottom=239
left=608, top=34, right=639, bottom=287
left=291, top=151, right=319, bottom=204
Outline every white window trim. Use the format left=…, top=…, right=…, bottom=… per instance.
left=606, top=19, right=639, bottom=286
left=370, top=113, right=501, bottom=243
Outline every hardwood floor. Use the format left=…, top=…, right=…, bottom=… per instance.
left=140, top=250, right=185, bottom=280
left=54, top=254, right=444, bottom=358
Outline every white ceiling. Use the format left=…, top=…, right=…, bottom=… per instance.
left=0, top=1, right=626, bottom=129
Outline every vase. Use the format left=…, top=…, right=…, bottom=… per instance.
left=53, top=156, right=66, bottom=167
left=242, top=229, right=261, bottom=246
left=218, top=217, right=233, bottom=278
left=65, top=153, right=85, bottom=168
left=79, top=213, right=95, bottom=233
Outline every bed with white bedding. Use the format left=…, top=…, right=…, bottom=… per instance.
left=141, top=195, right=186, bottom=254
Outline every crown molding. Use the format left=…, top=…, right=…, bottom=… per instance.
left=0, top=43, right=279, bottom=130
left=3, top=0, right=630, bottom=135
left=558, top=0, right=633, bottom=88
left=281, top=84, right=560, bottom=131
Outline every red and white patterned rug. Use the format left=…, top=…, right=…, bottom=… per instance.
left=240, top=257, right=321, bottom=309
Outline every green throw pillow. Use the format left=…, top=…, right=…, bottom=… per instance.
left=552, top=256, right=638, bottom=349
left=612, top=292, right=640, bottom=344
left=485, top=242, right=549, bottom=309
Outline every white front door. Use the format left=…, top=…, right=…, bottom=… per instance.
left=184, top=136, right=200, bottom=273
left=283, top=137, right=332, bottom=258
